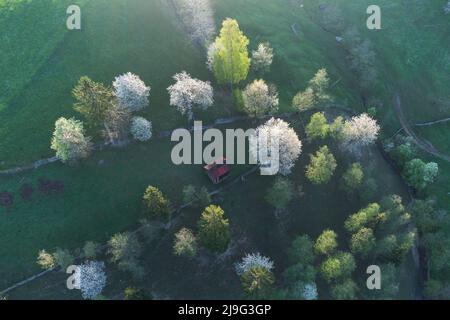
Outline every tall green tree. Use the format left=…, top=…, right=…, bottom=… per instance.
left=305, top=146, right=337, bottom=184
left=306, top=112, right=330, bottom=140
left=73, top=76, right=115, bottom=133
left=198, top=205, right=231, bottom=253
left=314, top=230, right=338, bottom=255
left=210, top=18, right=250, bottom=88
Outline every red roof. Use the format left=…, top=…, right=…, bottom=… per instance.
left=204, top=158, right=230, bottom=181
left=208, top=164, right=230, bottom=179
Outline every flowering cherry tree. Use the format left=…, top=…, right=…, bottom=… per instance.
left=75, top=261, right=107, bottom=300
left=167, top=71, right=214, bottom=121
left=341, top=113, right=380, bottom=154
left=251, top=118, right=302, bottom=175
left=242, top=79, right=279, bottom=118
left=235, top=253, right=274, bottom=276
left=251, top=43, right=274, bottom=74
left=113, top=72, right=150, bottom=112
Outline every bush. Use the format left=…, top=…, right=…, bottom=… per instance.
left=241, top=266, right=275, bottom=299
left=314, top=230, right=338, bottom=255
left=83, top=241, right=100, bottom=259
left=265, top=177, right=294, bottom=209
left=53, top=248, right=74, bottom=271
left=173, top=228, right=197, bottom=258
left=143, top=186, right=171, bottom=220
left=37, top=250, right=55, bottom=270
left=130, top=116, right=152, bottom=142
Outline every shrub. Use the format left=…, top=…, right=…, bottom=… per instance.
left=173, top=228, right=197, bottom=258
left=37, top=250, right=55, bottom=270
left=130, top=116, right=152, bottom=142
left=143, top=186, right=171, bottom=220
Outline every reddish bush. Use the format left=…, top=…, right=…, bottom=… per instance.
left=0, top=191, right=14, bottom=209
left=20, top=184, right=34, bottom=200
left=38, top=178, right=64, bottom=195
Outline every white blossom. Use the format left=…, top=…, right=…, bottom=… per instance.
left=173, top=0, right=216, bottom=47
left=295, top=282, right=318, bottom=300
left=167, top=71, right=214, bottom=120
left=242, top=79, right=279, bottom=118
left=75, top=261, right=107, bottom=300
left=341, top=113, right=380, bottom=154
left=251, top=118, right=302, bottom=176
left=251, top=43, right=274, bottom=73
left=51, top=117, right=92, bottom=163
left=130, top=116, right=152, bottom=142
left=206, top=42, right=219, bottom=71
left=235, top=253, right=274, bottom=276
left=113, top=72, right=150, bottom=112
left=424, top=162, right=438, bottom=183
left=444, top=1, right=450, bottom=14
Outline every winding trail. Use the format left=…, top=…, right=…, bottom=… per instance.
left=393, top=94, right=450, bottom=163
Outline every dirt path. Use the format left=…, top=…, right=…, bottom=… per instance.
left=393, top=94, right=450, bottom=163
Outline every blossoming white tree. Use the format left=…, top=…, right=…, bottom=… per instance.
left=242, top=79, right=279, bottom=118
left=173, top=0, right=215, bottom=47
left=130, top=116, right=152, bottom=142
left=251, top=43, right=274, bottom=74
left=113, top=72, right=150, bottom=112
left=251, top=118, right=302, bottom=175
left=235, top=253, right=274, bottom=276
left=51, top=117, right=92, bottom=163
left=299, top=282, right=318, bottom=300
left=341, top=113, right=380, bottom=154
left=75, top=261, right=107, bottom=300
left=167, top=71, right=214, bottom=121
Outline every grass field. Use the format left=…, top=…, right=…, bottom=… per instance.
left=0, top=0, right=447, bottom=299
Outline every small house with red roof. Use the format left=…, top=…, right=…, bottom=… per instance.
left=204, top=157, right=231, bottom=184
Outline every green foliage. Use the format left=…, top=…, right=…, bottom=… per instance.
left=232, top=88, right=245, bottom=112
left=330, top=278, right=358, bottom=300
left=198, top=205, right=231, bottom=253
left=211, top=18, right=250, bottom=86
left=292, top=69, right=331, bottom=112
left=53, top=248, right=74, bottom=271
left=36, top=249, right=55, bottom=270
left=306, top=112, right=330, bottom=140
left=411, top=199, right=450, bottom=233
left=344, top=203, right=381, bottom=233
left=305, top=146, right=337, bottom=184
left=173, top=228, right=197, bottom=258
left=320, top=252, right=356, bottom=282
left=329, top=116, right=346, bottom=140
left=403, top=159, right=439, bottom=191
left=83, top=241, right=100, bottom=259
left=108, top=232, right=143, bottom=278
left=72, top=76, right=115, bottom=134
left=124, top=287, right=152, bottom=300
left=265, top=177, right=294, bottom=209
left=183, top=185, right=211, bottom=208
left=143, top=186, right=171, bottom=220
left=241, top=266, right=275, bottom=299
left=350, top=227, right=376, bottom=257
left=284, top=235, right=317, bottom=288
left=341, top=163, right=364, bottom=194
left=292, top=87, right=316, bottom=112
left=288, top=235, right=315, bottom=265
left=314, top=230, right=338, bottom=256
